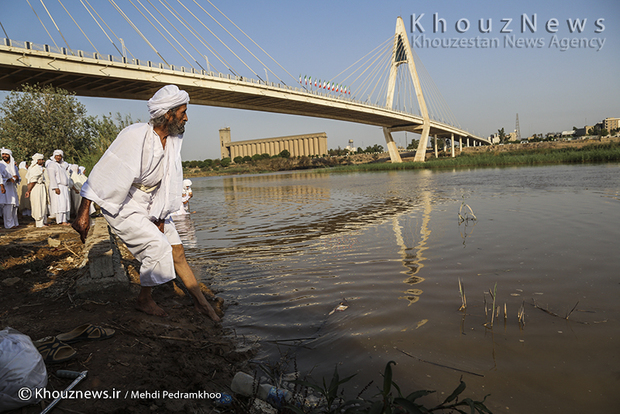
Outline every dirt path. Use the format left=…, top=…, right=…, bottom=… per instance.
left=1, top=219, right=255, bottom=413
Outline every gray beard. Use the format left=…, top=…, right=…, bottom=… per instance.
left=168, top=118, right=186, bottom=136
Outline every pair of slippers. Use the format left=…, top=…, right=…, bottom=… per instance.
left=35, top=324, right=115, bottom=364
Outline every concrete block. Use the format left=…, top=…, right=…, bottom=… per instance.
left=76, top=217, right=129, bottom=295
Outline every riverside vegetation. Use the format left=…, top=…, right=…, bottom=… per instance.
left=184, top=138, right=620, bottom=177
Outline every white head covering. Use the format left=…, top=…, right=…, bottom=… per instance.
left=183, top=179, right=192, bottom=189
left=78, top=166, right=86, bottom=175
left=1, top=148, right=17, bottom=176
left=147, top=85, right=190, bottom=119
left=30, top=153, right=44, bottom=167
left=19, top=161, right=27, bottom=170
left=53, top=149, right=63, bottom=157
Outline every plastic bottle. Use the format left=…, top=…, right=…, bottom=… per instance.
left=230, top=372, right=291, bottom=407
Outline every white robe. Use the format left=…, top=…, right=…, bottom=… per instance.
left=81, top=123, right=183, bottom=287
left=26, top=164, right=48, bottom=226
left=70, top=169, right=87, bottom=214
left=47, top=159, right=72, bottom=220
left=0, top=159, right=20, bottom=228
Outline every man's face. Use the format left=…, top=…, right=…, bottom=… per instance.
left=54, top=154, right=62, bottom=163
left=37, top=159, right=45, bottom=166
left=167, top=104, right=188, bottom=136
left=1, top=154, right=9, bottom=163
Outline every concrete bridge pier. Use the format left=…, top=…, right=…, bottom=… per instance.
left=383, top=127, right=403, bottom=163
left=451, top=133, right=455, bottom=158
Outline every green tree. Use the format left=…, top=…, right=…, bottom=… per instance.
left=498, top=127, right=507, bottom=143
left=278, top=149, right=290, bottom=159
left=220, top=157, right=231, bottom=167
left=407, top=138, right=420, bottom=150
left=233, top=156, right=244, bottom=164
left=0, top=84, right=92, bottom=162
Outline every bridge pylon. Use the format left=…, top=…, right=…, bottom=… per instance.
left=384, top=17, right=431, bottom=163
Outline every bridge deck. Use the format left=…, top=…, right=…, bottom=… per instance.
left=0, top=43, right=487, bottom=143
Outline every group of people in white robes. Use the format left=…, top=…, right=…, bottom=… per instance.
left=0, top=147, right=88, bottom=229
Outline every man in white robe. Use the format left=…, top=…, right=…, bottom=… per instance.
left=72, top=85, right=220, bottom=321
left=25, top=153, right=49, bottom=227
left=47, top=150, right=73, bottom=225
left=0, top=148, right=20, bottom=228
left=17, top=161, right=31, bottom=216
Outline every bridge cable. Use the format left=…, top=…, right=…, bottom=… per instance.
left=79, top=0, right=125, bottom=57
left=201, top=0, right=297, bottom=86
left=156, top=0, right=226, bottom=74
left=355, top=43, right=392, bottom=104
left=358, top=43, right=391, bottom=104
left=39, top=0, right=72, bottom=52
left=411, top=48, right=460, bottom=128
left=167, top=0, right=239, bottom=78
left=0, top=21, right=8, bottom=39
left=84, top=0, right=136, bottom=59
left=107, top=0, right=169, bottom=66
left=129, top=0, right=195, bottom=69
left=174, top=0, right=246, bottom=77
left=176, top=0, right=259, bottom=79
left=25, top=0, right=59, bottom=49
left=143, top=0, right=207, bottom=71
left=190, top=0, right=276, bottom=83
left=344, top=38, right=391, bottom=101
left=57, top=0, right=100, bottom=55
left=331, top=37, right=392, bottom=86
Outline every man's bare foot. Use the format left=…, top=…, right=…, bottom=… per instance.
left=136, top=296, right=168, bottom=317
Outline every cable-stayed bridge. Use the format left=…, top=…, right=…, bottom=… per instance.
left=0, top=2, right=489, bottom=162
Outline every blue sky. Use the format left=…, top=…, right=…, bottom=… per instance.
left=1, top=0, right=619, bottom=160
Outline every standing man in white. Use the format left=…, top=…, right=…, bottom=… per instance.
left=46, top=150, right=73, bottom=225
left=72, top=85, right=220, bottom=321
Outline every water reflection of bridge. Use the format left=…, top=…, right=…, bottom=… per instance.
left=218, top=172, right=435, bottom=306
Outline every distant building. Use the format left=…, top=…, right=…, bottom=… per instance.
left=220, top=128, right=328, bottom=160
left=603, top=117, right=620, bottom=131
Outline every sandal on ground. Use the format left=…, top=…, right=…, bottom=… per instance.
left=35, top=337, right=77, bottom=364
left=56, top=324, right=115, bottom=344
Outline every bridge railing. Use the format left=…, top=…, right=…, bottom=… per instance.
left=2, top=37, right=482, bottom=139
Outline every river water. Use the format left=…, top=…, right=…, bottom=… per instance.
left=177, top=163, right=619, bottom=413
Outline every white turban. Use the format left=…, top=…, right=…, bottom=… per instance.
left=19, top=161, right=27, bottom=170
left=31, top=153, right=44, bottom=167
left=78, top=166, right=86, bottom=175
left=1, top=148, right=16, bottom=175
left=147, top=85, right=189, bottom=119
left=183, top=179, right=192, bottom=188
left=53, top=149, right=63, bottom=157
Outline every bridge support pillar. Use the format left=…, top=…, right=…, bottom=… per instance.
left=459, top=136, right=463, bottom=153
left=383, top=127, right=402, bottom=163
left=451, top=133, right=455, bottom=158
left=434, top=135, right=438, bottom=158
